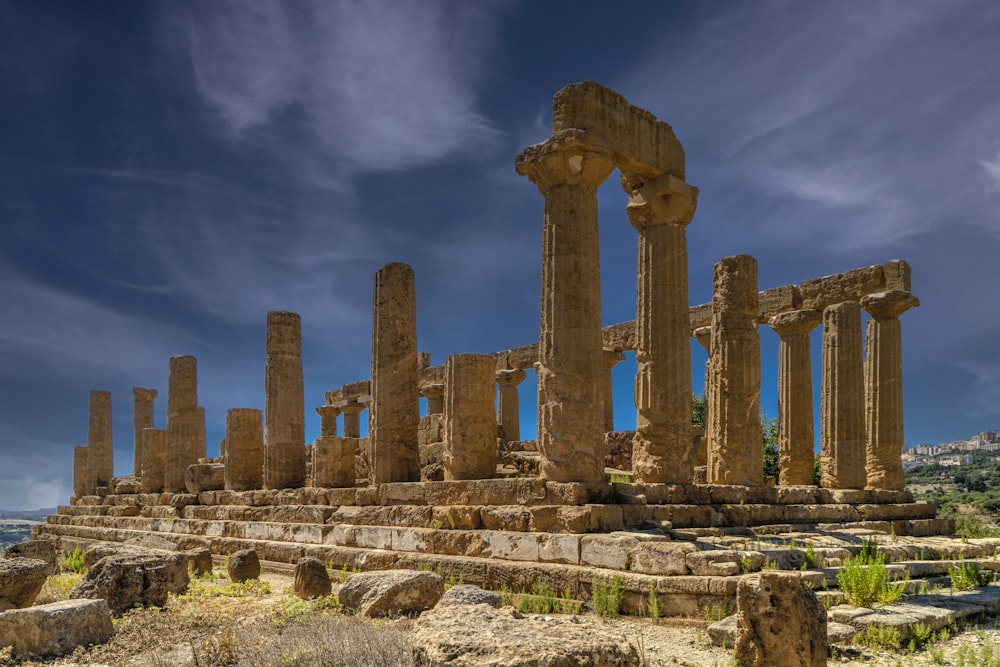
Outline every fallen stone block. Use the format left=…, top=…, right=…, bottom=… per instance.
left=293, top=556, right=331, bottom=599
left=71, top=551, right=188, bottom=615
left=340, top=569, right=443, bottom=618
left=0, top=598, right=112, bottom=658
left=0, top=558, right=49, bottom=611
left=735, top=571, right=826, bottom=667
left=228, top=548, right=261, bottom=583
left=3, top=541, right=58, bottom=575
left=437, top=584, right=501, bottom=609
left=185, top=463, right=225, bottom=494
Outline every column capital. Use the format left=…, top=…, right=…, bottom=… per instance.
left=336, top=400, right=365, bottom=416
left=315, top=405, right=341, bottom=419
left=133, top=387, right=158, bottom=401
left=495, top=368, right=527, bottom=387
left=515, top=132, right=615, bottom=193
left=602, top=349, right=625, bottom=369
left=622, top=173, right=698, bottom=230
left=768, top=309, right=823, bottom=337
left=419, top=382, right=445, bottom=402
left=692, top=326, right=711, bottom=352
left=861, top=290, right=920, bottom=319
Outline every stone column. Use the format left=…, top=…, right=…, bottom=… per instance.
left=601, top=351, right=624, bottom=434
left=624, top=173, right=698, bottom=483
left=165, top=355, right=205, bottom=493
left=443, top=354, right=497, bottom=480
left=820, top=301, right=866, bottom=489
left=264, top=311, right=306, bottom=490
left=131, top=387, right=157, bottom=477
left=706, top=255, right=763, bottom=486
left=86, top=390, right=113, bottom=493
left=516, top=138, right=615, bottom=483
left=692, top=326, right=712, bottom=470
left=312, top=405, right=355, bottom=488
left=339, top=401, right=365, bottom=438
left=223, top=408, right=263, bottom=491
left=370, top=262, right=420, bottom=484
left=768, top=309, right=822, bottom=486
left=862, top=291, right=919, bottom=490
left=495, top=369, right=526, bottom=442
left=73, top=446, right=88, bottom=498
left=140, top=428, right=166, bottom=493
left=421, top=383, right=445, bottom=416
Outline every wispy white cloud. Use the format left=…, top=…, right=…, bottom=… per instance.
left=983, top=154, right=1000, bottom=195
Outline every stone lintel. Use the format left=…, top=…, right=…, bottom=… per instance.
left=883, top=260, right=911, bottom=292
left=799, top=264, right=885, bottom=311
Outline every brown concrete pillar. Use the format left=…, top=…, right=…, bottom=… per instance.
left=131, top=387, right=157, bottom=477
left=420, top=383, right=445, bottom=416
left=496, top=369, right=526, bottom=442
left=73, top=446, right=88, bottom=498
left=862, top=290, right=919, bottom=490
left=707, top=255, right=763, bottom=486
left=600, top=351, right=624, bottom=434
left=264, top=311, right=305, bottom=489
left=312, top=405, right=354, bottom=488
left=224, top=408, right=263, bottom=491
left=86, top=390, right=113, bottom=493
left=339, top=401, right=365, bottom=438
left=624, top=173, right=699, bottom=483
left=165, top=355, right=204, bottom=493
left=139, top=428, right=166, bottom=493
left=443, top=354, right=497, bottom=480
left=516, top=139, right=614, bottom=483
left=370, top=262, right=420, bottom=484
left=768, top=309, right=822, bottom=486
left=820, top=301, right=866, bottom=489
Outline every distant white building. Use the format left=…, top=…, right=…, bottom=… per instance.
left=940, top=455, right=975, bottom=466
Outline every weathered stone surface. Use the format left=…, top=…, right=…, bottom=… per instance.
left=412, top=602, right=641, bottom=666
left=0, top=598, right=112, bottom=658
left=131, top=387, right=157, bottom=477
left=165, top=356, right=206, bottom=493
left=111, top=476, right=141, bottom=494
left=0, top=558, right=49, bottom=610
left=265, top=311, right=306, bottom=489
left=800, top=264, right=884, bottom=311
left=187, top=547, right=213, bottom=576
left=225, top=408, right=264, bottom=491
left=370, top=263, right=421, bottom=484
left=735, top=572, right=826, bottom=667
left=438, top=584, right=501, bottom=608
left=686, top=550, right=741, bottom=577
left=86, top=390, right=113, bottom=495
left=292, top=556, right=331, bottom=599
left=443, top=354, right=497, bottom=480
left=73, top=445, right=88, bottom=498
left=139, top=427, right=166, bottom=493
left=821, top=301, right=866, bottom=489
left=339, top=569, right=443, bottom=617
left=496, top=368, right=526, bottom=442
left=629, top=541, right=696, bottom=575
left=185, top=462, right=225, bottom=494
left=4, top=541, right=58, bottom=576
left=227, top=548, right=260, bottom=583
left=72, top=551, right=188, bottom=615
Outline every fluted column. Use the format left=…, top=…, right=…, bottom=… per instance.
left=707, top=255, right=763, bottom=486
left=495, top=369, right=526, bottom=442
left=140, top=428, right=166, bottom=493
left=131, top=387, right=157, bottom=477
left=73, top=446, right=88, bottom=498
left=86, top=390, right=113, bottom=493
left=768, top=309, right=822, bottom=486
left=601, top=350, right=624, bottom=434
left=443, top=354, right=497, bottom=480
left=692, top=326, right=712, bottom=470
left=820, top=301, right=866, bottom=489
left=339, top=402, right=365, bottom=438
left=516, top=138, right=615, bottom=483
left=165, top=355, right=204, bottom=493
left=862, top=291, right=919, bottom=490
left=420, top=383, right=445, bottom=416
left=312, top=405, right=354, bottom=488
left=225, top=408, right=263, bottom=491
left=370, top=262, right=420, bottom=484
left=264, top=311, right=305, bottom=489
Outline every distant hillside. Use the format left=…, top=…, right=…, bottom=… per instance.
left=0, top=508, right=55, bottom=522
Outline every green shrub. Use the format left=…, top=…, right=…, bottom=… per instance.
left=646, top=583, right=661, bottom=620
left=855, top=624, right=900, bottom=651
left=857, top=537, right=880, bottom=564
left=58, top=547, right=87, bottom=574
left=702, top=603, right=728, bottom=624
left=949, top=562, right=996, bottom=591
left=591, top=575, right=624, bottom=619
left=837, top=552, right=906, bottom=608
left=515, top=582, right=560, bottom=614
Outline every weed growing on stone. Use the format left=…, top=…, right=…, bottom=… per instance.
left=761, top=557, right=779, bottom=570
left=273, top=594, right=342, bottom=626
left=858, top=536, right=881, bottom=564
left=444, top=573, right=464, bottom=590
left=949, top=562, right=996, bottom=591
left=855, top=624, right=901, bottom=652
left=35, top=572, right=81, bottom=603
left=701, top=604, right=729, bottom=624
left=804, top=543, right=817, bottom=569
left=592, top=575, right=624, bottom=620
left=838, top=551, right=906, bottom=608
left=646, top=583, right=661, bottom=621
left=739, top=554, right=755, bottom=574
left=58, top=546, right=87, bottom=574
left=498, top=583, right=514, bottom=607
left=955, top=642, right=1000, bottom=667
left=515, top=581, right=559, bottom=614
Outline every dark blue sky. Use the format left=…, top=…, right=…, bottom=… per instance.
left=2, top=1, right=999, bottom=510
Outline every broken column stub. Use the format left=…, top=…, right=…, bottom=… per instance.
left=862, top=290, right=919, bottom=490
left=443, top=354, right=497, bottom=480
left=72, top=446, right=88, bottom=498
left=131, top=387, right=157, bottom=477
left=624, top=172, right=698, bottom=483
left=516, top=136, right=614, bottom=483
left=707, top=255, right=763, bottom=486
left=139, top=428, right=166, bottom=493
left=768, top=309, right=822, bottom=486
left=495, top=369, right=526, bottom=442
left=312, top=405, right=354, bottom=488
left=165, top=356, right=205, bottom=493
left=86, top=390, right=113, bottom=494
left=225, top=408, right=263, bottom=491
left=264, top=311, right=305, bottom=490
left=821, top=301, right=866, bottom=489
left=370, top=262, right=420, bottom=484
left=735, top=571, right=827, bottom=667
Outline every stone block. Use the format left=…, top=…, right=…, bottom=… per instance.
left=0, top=599, right=113, bottom=658
left=800, top=264, right=885, bottom=310
left=588, top=504, right=625, bottom=531
left=486, top=532, right=540, bottom=562
left=735, top=571, right=826, bottom=666
left=0, top=558, right=49, bottom=611
left=580, top=535, right=639, bottom=570
left=339, top=569, right=443, bottom=618
left=326, top=488, right=357, bottom=506
left=480, top=506, right=531, bottom=532
left=686, top=550, right=742, bottom=576
left=537, top=534, right=580, bottom=564
left=629, top=541, right=696, bottom=575
left=430, top=506, right=481, bottom=530
left=292, top=557, right=331, bottom=599
left=378, top=482, right=426, bottom=506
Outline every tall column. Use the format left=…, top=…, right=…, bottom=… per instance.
left=165, top=355, right=204, bottom=493
left=862, top=291, right=919, bottom=490
left=140, top=428, right=166, bottom=493
left=706, top=255, right=763, bottom=486
left=131, top=387, right=157, bottom=477
left=312, top=405, right=354, bottom=488
left=624, top=173, right=698, bottom=483
left=73, top=446, right=88, bottom=498
left=768, top=309, right=822, bottom=486
left=370, top=262, right=420, bottom=484
left=820, top=301, right=866, bottom=489
left=495, top=369, right=526, bottom=442
left=225, top=408, right=264, bottom=491
left=339, top=401, right=365, bottom=438
left=443, top=354, right=497, bottom=480
left=86, top=390, right=113, bottom=492
left=692, top=326, right=712, bottom=470
left=601, top=351, right=624, bottom=433
left=264, top=311, right=305, bottom=489
left=516, top=139, right=615, bottom=483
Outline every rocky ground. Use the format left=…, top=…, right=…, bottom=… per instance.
left=3, top=570, right=1000, bottom=666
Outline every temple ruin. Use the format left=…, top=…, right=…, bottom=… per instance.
left=37, top=82, right=945, bottom=618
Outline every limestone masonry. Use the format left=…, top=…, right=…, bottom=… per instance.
left=40, top=81, right=938, bottom=618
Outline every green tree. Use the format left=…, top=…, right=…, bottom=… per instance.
left=692, top=393, right=705, bottom=427
left=762, top=413, right=779, bottom=479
